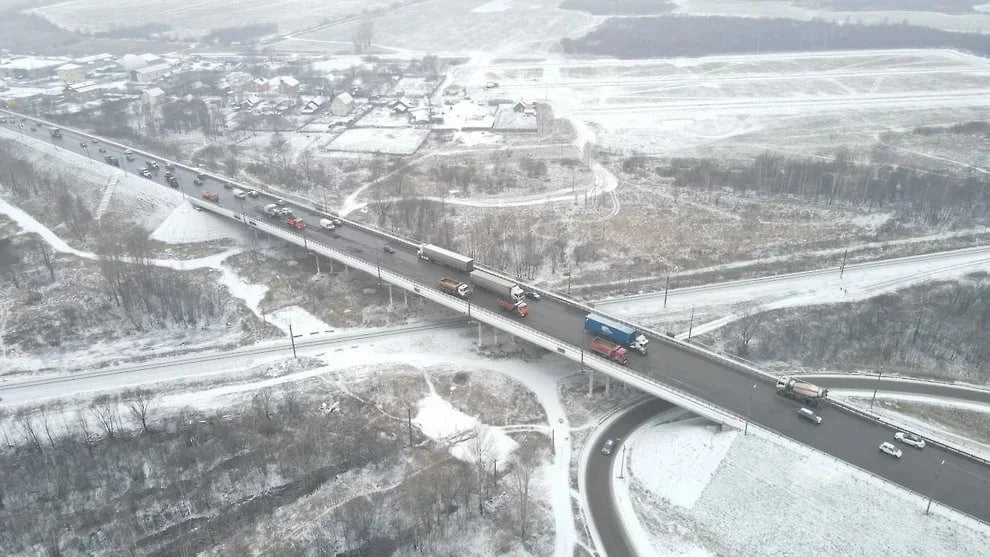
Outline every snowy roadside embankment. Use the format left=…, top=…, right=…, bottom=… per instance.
left=619, top=416, right=990, bottom=555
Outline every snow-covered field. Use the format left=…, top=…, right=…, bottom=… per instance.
left=283, top=0, right=601, bottom=54
left=329, top=127, right=431, bottom=155
left=618, top=416, right=990, bottom=555
left=29, top=0, right=387, bottom=38
left=472, top=49, right=990, bottom=157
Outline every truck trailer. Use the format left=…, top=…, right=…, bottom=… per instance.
left=589, top=336, right=628, bottom=365
left=776, top=377, right=828, bottom=407
left=439, top=278, right=471, bottom=298
left=418, top=244, right=474, bottom=272
left=584, top=314, right=649, bottom=355
left=470, top=270, right=524, bottom=301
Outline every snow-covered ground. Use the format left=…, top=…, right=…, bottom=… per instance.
left=596, top=244, right=990, bottom=339
left=329, top=127, right=431, bottom=155
left=617, top=416, right=990, bottom=556
left=30, top=0, right=389, bottom=38
left=471, top=49, right=990, bottom=157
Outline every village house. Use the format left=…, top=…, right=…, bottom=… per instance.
left=57, top=63, right=86, bottom=85
left=331, top=92, right=354, bottom=116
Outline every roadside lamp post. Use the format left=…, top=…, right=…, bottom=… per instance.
left=618, top=445, right=627, bottom=479
left=870, top=370, right=883, bottom=410
left=563, top=271, right=572, bottom=295
left=745, top=383, right=757, bottom=435
left=688, top=307, right=695, bottom=340
left=926, top=459, right=946, bottom=515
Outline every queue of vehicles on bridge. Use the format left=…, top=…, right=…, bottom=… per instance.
left=9, top=114, right=986, bottom=523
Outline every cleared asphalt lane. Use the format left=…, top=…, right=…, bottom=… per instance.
left=4, top=114, right=990, bottom=526
left=586, top=399, right=674, bottom=557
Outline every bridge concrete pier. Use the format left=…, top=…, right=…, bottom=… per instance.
left=403, top=289, right=408, bottom=306
left=478, top=322, right=483, bottom=347
left=388, top=284, right=394, bottom=309
left=493, top=327, right=498, bottom=345
left=588, top=368, right=594, bottom=397
left=605, top=375, right=611, bottom=394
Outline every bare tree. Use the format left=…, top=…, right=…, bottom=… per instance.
left=507, top=445, right=539, bottom=540
left=353, top=16, right=374, bottom=52
left=91, top=394, right=121, bottom=439
left=466, top=425, right=495, bottom=514
left=15, top=409, right=42, bottom=452
left=736, top=301, right=767, bottom=357
left=0, top=237, right=21, bottom=288
left=125, top=389, right=159, bottom=434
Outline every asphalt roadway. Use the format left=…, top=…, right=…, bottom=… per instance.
left=3, top=113, right=989, bottom=531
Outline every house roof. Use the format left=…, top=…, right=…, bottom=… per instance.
left=68, top=81, right=106, bottom=94
left=0, top=57, right=66, bottom=71
left=135, top=63, right=171, bottom=75
left=334, top=92, right=353, bottom=104
left=280, top=76, right=299, bottom=87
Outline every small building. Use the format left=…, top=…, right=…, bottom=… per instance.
left=301, top=95, right=327, bottom=115
left=142, top=87, right=165, bottom=108
left=64, top=80, right=107, bottom=102
left=247, top=77, right=269, bottom=93
left=331, top=92, right=354, bottom=116
left=278, top=76, right=300, bottom=95
left=0, top=57, right=66, bottom=80
left=57, top=63, right=86, bottom=85
left=512, top=100, right=534, bottom=113
left=389, top=98, right=412, bottom=113
left=132, top=63, right=171, bottom=83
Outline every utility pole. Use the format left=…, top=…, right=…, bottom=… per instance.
left=288, top=322, right=297, bottom=358
left=870, top=370, right=883, bottom=410
left=407, top=408, right=413, bottom=447
left=618, top=445, right=627, bottom=479
left=745, top=383, right=757, bottom=435
left=663, top=275, right=670, bottom=308
left=840, top=249, right=848, bottom=278
left=687, top=307, right=695, bottom=340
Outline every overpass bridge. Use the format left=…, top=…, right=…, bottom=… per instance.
left=3, top=110, right=990, bottom=526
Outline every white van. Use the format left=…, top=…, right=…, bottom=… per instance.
left=798, top=407, right=822, bottom=424
left=232, top=188, right=247, bottom=199
left=319, top=218, right=336, bottom=230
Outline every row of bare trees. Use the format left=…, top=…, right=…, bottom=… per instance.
left=722, top=277, right=990, bottom=380
left=662, top=148, right=990, bottom=226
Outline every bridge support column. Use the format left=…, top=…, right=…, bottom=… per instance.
left=588, top=369, right=594, bottom=397
left=329, top=258, right=334, bottom=274
left=493, top=327, right=498, bottom=345
left=478, top=322, right=484, bottom=347
left=314, top=253, right=320, bottom=274
left=605, top=375, right=611, bottom=394
left=388, top=284, right=394, bottom=309
left=403, top=289, right=408, bottom=306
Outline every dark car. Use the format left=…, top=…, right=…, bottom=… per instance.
left=222, top=182, right=234, bottom=190
left=525, top=291, right=541, bottom=300
left=193, top=178, right=204, bottom=186
left=383, top=244, right=396, bottom=254
left=98, top=147, right=107, bottom=153
left=79, top=141, right=87, bottom=148
left=196, top=172, right=208, bottom=180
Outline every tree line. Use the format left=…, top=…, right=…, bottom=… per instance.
left=652, top=148, right=990, bottom=226
left=562, top=16, right=990, bottom=58
left=715, top=275, right=990, bottom=382
left=0, top=379, right=546, bottom=555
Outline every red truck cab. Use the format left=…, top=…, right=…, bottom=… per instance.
left=589, top=336, right=628, bottom=365
left=285, top=216, right=306, bottom=230
left=498, top=298, right=528, bottom=317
